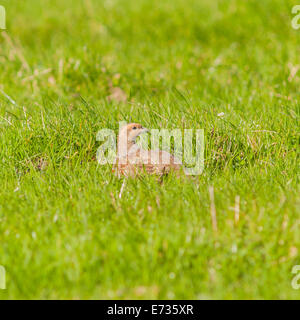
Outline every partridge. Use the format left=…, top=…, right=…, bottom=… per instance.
left=114, top=123, right=182, bottom=177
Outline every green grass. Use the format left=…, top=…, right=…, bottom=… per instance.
left=0, top=0, right=299, bottom=299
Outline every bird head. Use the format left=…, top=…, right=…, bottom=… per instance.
left=119, top=123, right=148, bottom=143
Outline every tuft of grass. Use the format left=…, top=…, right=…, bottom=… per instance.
left=0, top=0, right=299, bottom=299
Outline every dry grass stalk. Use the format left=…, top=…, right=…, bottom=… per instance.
left=209, top=186, right=218, bottom=233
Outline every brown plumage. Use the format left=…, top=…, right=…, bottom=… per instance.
left=113, top=123, right=182, bottom=177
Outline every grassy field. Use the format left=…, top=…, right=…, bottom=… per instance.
left=0, top=0, right=299, bottom=299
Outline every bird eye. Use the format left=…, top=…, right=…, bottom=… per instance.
left=133, top=126, right=137, bottom=130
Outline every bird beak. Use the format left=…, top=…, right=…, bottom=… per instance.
left=136, top=127, right=148, bottom=138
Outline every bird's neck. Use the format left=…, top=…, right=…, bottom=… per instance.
left=117, top=136, right=137, bottom=157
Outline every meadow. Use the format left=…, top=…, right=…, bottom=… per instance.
left=0, top=0, right=299, bottom=299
